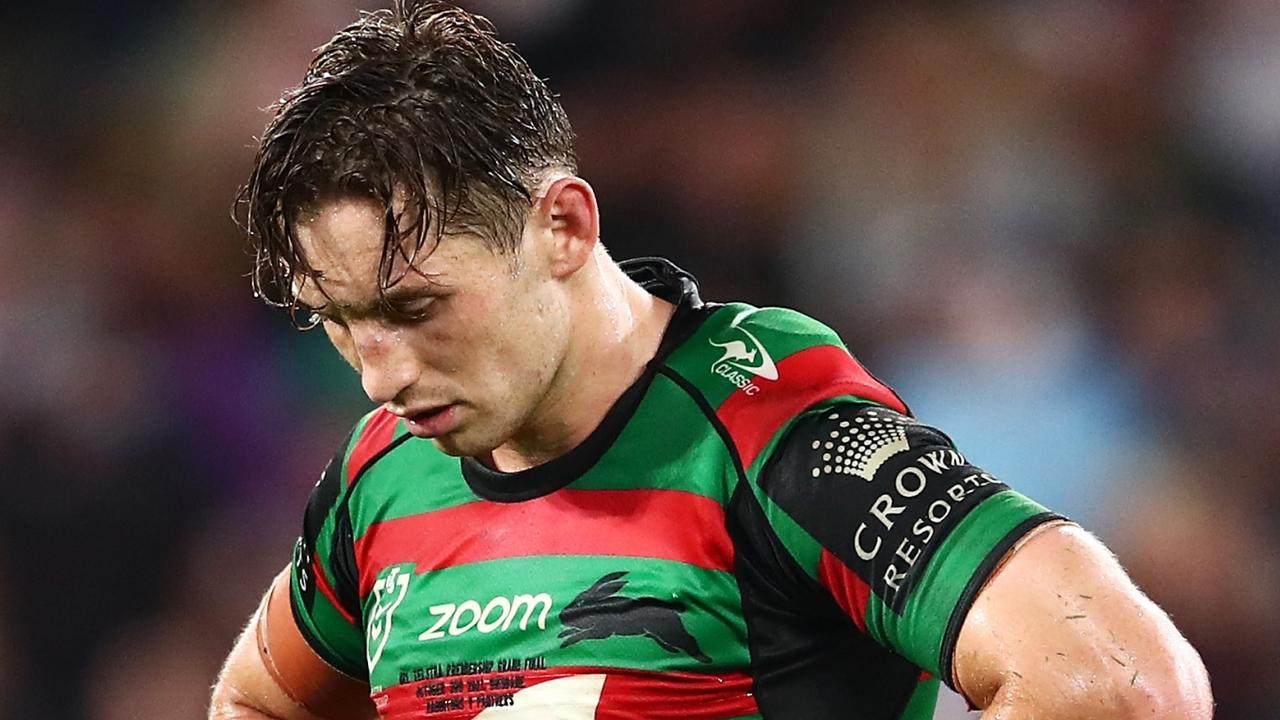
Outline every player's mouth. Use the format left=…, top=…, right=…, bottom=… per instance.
left=403, top=404, right=461, bottom=439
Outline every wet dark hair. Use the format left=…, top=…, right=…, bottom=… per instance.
left=237, top=0, right=577, bottom=327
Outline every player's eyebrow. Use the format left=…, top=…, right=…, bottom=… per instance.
left=303, top=284, right=439, bottom=320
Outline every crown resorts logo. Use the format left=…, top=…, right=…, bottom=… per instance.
left=709, top=308, right=778, bottom=396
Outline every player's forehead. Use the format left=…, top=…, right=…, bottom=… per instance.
left=289, top=195, right=491, bottom=311
left=291, top=198, right=385, bottom=305
left=296, top=195, right=383, bottom=264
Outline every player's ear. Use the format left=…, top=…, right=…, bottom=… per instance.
left=532, top=175, right=599, bottom=279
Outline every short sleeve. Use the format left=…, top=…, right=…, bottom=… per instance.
left=289, top=433, right=368, bottom=680
left=752, top=402, right=1064, bottom=688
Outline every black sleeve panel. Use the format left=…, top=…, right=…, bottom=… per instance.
left=294, top=428, right=361, bottom=625
left=727, top=482, right=924, bottom=720
left=760, top=405, right=1019, bottom=613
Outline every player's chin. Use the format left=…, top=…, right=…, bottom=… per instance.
left=428, top=422, right=498, bottom=459
left=428, top=433, right=469, bottom=457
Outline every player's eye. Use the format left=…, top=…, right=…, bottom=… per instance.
left=296, top=303, right=344, bottom=331
left=387, top=295, right=437, bottom=323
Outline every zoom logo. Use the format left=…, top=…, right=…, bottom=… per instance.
left=418, top=592, right=554, bottom=641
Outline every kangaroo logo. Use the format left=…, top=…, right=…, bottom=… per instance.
left=558, top=572, right=711, bottom=663
left=366, top=566, right=411, bottom=673
left=709, top=308, right=778, bottom=381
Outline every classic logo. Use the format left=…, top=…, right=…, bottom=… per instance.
left=558, top=571, right=711, bottom=663
left=367, top=566, right=411, bottom=673
left=709, top=308, right=778, bottom=395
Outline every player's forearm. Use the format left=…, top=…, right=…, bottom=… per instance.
left=210, top=654, right=333, bottom=720
left=976, top=658, right=1213, bottom=720
left=957, top=525, right=1213, bottom=720
left=967, top=603, right=1214, bottom=719
left=208, top=687, right=290, bottom=720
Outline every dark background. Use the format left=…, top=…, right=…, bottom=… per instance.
left=0, top=1, right=1277, bottom=717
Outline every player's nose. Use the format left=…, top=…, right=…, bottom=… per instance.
left=350, top=326, right=419, bottom=405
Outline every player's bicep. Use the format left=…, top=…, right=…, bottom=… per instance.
left=952, top=524, right=1212, bottom=716
left=756, top=404, right=1061, bottom=679
left=211, top=568, right=376, bottom=720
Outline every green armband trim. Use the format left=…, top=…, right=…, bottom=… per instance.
left=289, top=565, right=368, bottom=680
left=864, top=491, right=1060, bottom=683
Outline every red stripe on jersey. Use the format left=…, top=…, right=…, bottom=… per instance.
left=716, top=344, right=908, bottom=468
left=371, top=666, right=757, bottom=719
left=596, top=669, right=757, bottom=718
left=311, top=553, right=357, bottom=625
left=816, top=549, right=870, bottom=633
left=356, top=489, right=734, bottom=597
left=347, top=409, right=400, bottom=485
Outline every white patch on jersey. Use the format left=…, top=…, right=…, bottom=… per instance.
left=709, top=307, right=779, bottom=389
left=474, top=674, right=607, bottom=718
left=366, top=566, right=411, bottom=673
left=810, top=408, right=911, bottom=482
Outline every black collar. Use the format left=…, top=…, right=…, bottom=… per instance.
left=460, top=257, right=706, bottom=502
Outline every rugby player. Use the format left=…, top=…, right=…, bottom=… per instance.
left=210, top=2, right=1212, bottom=718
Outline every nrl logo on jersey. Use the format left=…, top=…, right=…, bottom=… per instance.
left=367, top=565, right=412, bottom=673
left=709, top=307, right=778, bottom=396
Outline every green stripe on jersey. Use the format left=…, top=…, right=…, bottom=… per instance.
left=741, top=478, right=823, bottom=582
left=348, top=438, right=470, bottom=544
left=364, top=555, right=750, bottom=690
left=663, top=303, right=847, bottom=410
left=897, top=677, right=940, bottom=720
left=290, top=571, right=366, bottom=678
left=351, top=368, right=746, bottom=544
left=573, top=373, right=738, bottom=502
left=863, top=491, right=1051, bottom=676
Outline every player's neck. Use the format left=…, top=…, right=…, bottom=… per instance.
left=485, top=255, right=674, bottom=472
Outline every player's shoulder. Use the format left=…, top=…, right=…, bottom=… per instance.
left=660, top=301, right=909, bottom=470
left=306, top=407, right=453, bottom=513
left=703, top=301, right=841, bottom=348
left=665, top=301, right=848, bottom=386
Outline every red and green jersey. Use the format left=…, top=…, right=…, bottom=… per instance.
left=288, top=258, right=1061, bottom=719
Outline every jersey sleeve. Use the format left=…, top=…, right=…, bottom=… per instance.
left=751, top=401, right=1065, bottom=689
left=289, top=430, right=368, bottom=680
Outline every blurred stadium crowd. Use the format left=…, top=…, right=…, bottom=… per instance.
left=1, top=1, right=1277, bottom=718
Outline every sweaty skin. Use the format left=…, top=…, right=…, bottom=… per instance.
left=210, top=569, right=377, bottom=720
left=954, top=523, right=1213, bottom=719
left=210, top=176, right=1213, bottom=718
left=294, top=178, right=671, bottom=471
left=211, top=175, right=674, bottom=717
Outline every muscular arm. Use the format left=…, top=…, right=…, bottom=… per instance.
left=754, top=402, right=1212, bottom=718
left=209, top=568, right=378, bottom=720
left=954, top=523, right=1213, bottom=719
